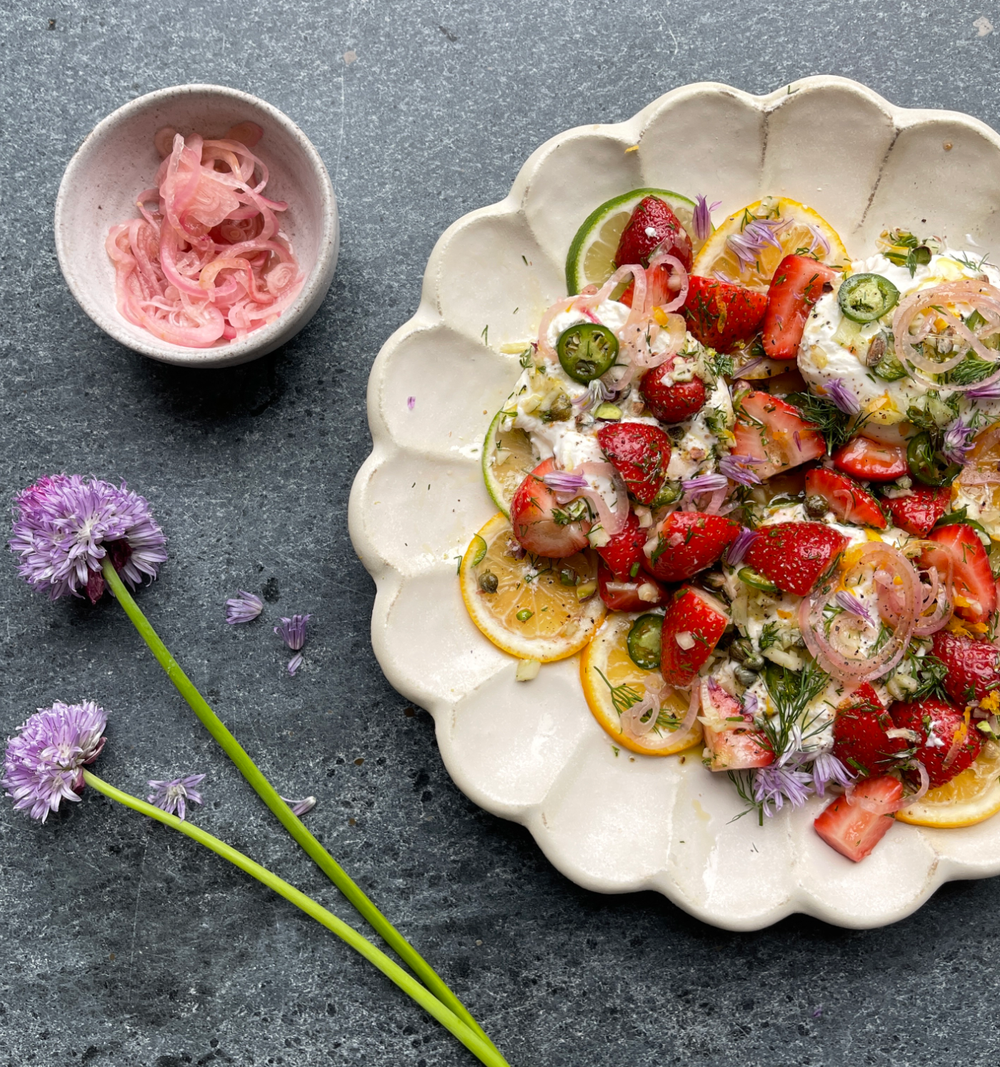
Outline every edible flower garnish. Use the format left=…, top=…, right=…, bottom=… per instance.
left=823, top=378, right=862, bottom=416
left=941, top=416, right=975, bottom=465
left=725, top=526, right=758, bottom=566
left=693, top=194, right=721, bottom=244
left=542, top=470, right=590, bottom=498
left=726, top=218, right=790, bottom=272
left=719, top=453, right=763, bottom=486
left=834, top=589, right=875, bottom=627
left=682, top=473, right=728, bottom=496
left=147, top=773, right=206, bottom=820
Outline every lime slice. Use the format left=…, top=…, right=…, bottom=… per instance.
left=565, top=188, right=699, bottom=295
left=482, top=407, right=537, bottom=517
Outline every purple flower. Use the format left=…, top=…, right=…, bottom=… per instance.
left=823, top=378, right=861, bottom=416
left=147, top=774, right=205, bottom=821
left=2, top=701, right=107, bottom=821
left=726, top=218, right=790, bottom=272
left=407, top=396, right=416, bottom=410
left=281, top=793, right=316, bottom=817
left=9, top=475, right=167, bottom=603
left=834, top=590, right=875, bottom=626
left=810, top=751, right=854, bottom=795
left=693, top=194, right=722, bottom=244
left=573, top=378, right=614, bottom=413
left=719, top=453, right=763, bottom=487
left=967, top=380, right=1000, bottom=400
left=542, top=471, right=589, bottom=498
left=275, top=614, right=311, bottom=652
left=743, top=691, right=760, bottom=718
left=752, top=762, right=814, bottom=817
left=726, top=526, right=758, bottom=566
left=225, top=590, right=263, bottom=625
left=682, top=473, right=728, bottom=496
left=804, top=224, right=831, bottom=257
left=941, top=417, right=975, bottom=465
left=287, top=651, right=304, bottom=676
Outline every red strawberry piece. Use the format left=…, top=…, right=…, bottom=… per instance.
left=890, top=697, right=982, bottom=788
left=659, top=586, right=729, bottom=688
left=833, top=436, right=908, bottom=482
left=881, top=486, right=951, bottom=536
left=596, top=510, right=646, bottom=581
left=510, top=458, right=590, bottom=559
left=641, top=511, right=739, bottom=583
left=743, top=521, right=848, bottom=596
left=732, top=390, right=826, bottom=481
left=813, top=776, right=903, bottom=862
left=596, top=560, right=668, bottom=612
left=614, top=196, right=693, bottom=271
left=680, top=276, right=768, bottom=352
left=596, top=422, right=672, bottom=506
left=761, top=254, right=838, bottom=360
left=931, top=630, right=1000, bottom=706
left=804, top=468, right=886, bottom=529
left=832, top=683, right=909, bottom=778
left=700, top=679, right=773, bottom=771
left=919, top=524, right=997, bottom=623
left=639, top=359, right=707, bottom=424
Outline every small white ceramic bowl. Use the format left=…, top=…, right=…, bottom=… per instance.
left=55, top=84, right=338, bottom=368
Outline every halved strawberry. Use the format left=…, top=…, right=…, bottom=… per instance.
left=804, top=468, right=886, bottom=529
left=761, top=254, right=838, bottom=360
left=880, top=486, right=951, bottom=536
left=919, top=524, right=996, bottom=623
left=596, top=422, right=671, bottom=506
left=732, top=390, right=826, bottom=481
left=680, top=276, right=768, bottom=352
left=743, top=521, right=848, bottom=596
left=931, top=630, right=1000, bottom=706
left=639, top=360, right=707, bottom=424
left=813, top=776, right=902, bottom=862
left=641, top=511, right=739, bottom=583
left=659, top=586, right=729, bottom=688
left=510, top=459, right=590, bottom=558
left=700, top=679, right=773, bottom=771
left=597, top=560, right=668, bottom=612
left=890, top=697, right=982, bottom=788
left=831, top=683, right=909, bottom=778
left=614, top=196, right=692, bottom=271
left=596, top=510, right=645, bottom=581
left=833, top=436, right=908, bottom=482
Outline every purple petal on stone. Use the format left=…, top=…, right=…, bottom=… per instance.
left=225, top=590, right=263, bottom=625
left=719, top=453, right=763, bottom=487
left=824, top=378, right=861, bottom=416
left=941, top=417, right=975, bottom=465
left=281, top=793, right=317, bottom=817
left=834, top=590, right=875, bottom=626
left=147, top=774, right=206, bottom=821
left=275, top=614, right=311, bottom=652
left=726, top=526, right=759, bottom=566
left=288, top=652, right=304, bottom=676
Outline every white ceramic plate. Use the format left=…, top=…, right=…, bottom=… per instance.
left=349, top=76, right=1000, bottom=930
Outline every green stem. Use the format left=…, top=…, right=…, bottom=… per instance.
left=101, top=559, right=499, bottom=1056
left=82, top=772, right=507, bottom=1067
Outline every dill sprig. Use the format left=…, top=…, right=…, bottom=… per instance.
left=784, top=391, right=869, bottom=454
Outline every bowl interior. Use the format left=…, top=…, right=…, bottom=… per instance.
left=56, top=85, right=337, bottom=366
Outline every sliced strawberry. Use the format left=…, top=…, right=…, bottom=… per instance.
left=832, top=436, right=908, bottom=482
left=832, top=683, right=909, bottom=778
left=700, top=679, right=773, bottom=771
left=597, top=560, right=668, bottom=612
left=931, top=630, right=1000, bottom=706
left=880, top=486, right=951, bottom=536
left=659, top=586, right=729, bottom=688
left=595, top=422, right=671, bottom=506
left=761, top=254, right=837, bottom=360
left=813, top=776, right=902, bottom=862
left=804, top=468, right=886, bottom=529
left=743, top=521, right=848, bottom=596
left=890, top=697, right=982, bottom=788
left=614, top=196, right=692, bottom=271
left=732, top=390, right=826, bottom=481
left=680, top=276, right=768, bottom=352
left=596, top=511, right=645, bottom=581
left=641, top=511, right=739, bottom=583
left=510, top=459, right=590, bottom=559
left=919, top=524, right=997, bottom=623
left=639, top=360, right=707, bottom=424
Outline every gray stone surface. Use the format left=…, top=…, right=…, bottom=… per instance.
left=2, top=2, right=1000, bottom=1065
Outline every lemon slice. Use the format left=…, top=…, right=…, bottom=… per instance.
left=896, top=741, right=1000, bottom=828
left=459, top=513, right=605, bottom=661
left=482, top=407, right=536, bottom=518
left=579, top=613, right=703, bottom=757
left=691, top=196, right=849, bottom=292
left=565, top=187, right=699, bottom=294
left=953, top=427, right=1000, bottom=539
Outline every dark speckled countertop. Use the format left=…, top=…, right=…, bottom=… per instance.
left=3, top=3, right=1000, bottom=1066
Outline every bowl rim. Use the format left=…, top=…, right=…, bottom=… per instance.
left=54, top=82, right=339, bottom=368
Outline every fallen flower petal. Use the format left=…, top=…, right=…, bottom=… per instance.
left=147, top=773, right=206, bottom=821
left=225, top=590, right=264, bottom=624
left=275, top=613, right=311, bottom=651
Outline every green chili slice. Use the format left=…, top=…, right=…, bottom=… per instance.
left=838, top=273, right=900, bottom=324
left=556, top=323, right=619, bottom=383
left=906, top=431, right=961, bottom=487
left=626, top=614, right=663, bottom=671
left=738, top=567, right=779, bottom=595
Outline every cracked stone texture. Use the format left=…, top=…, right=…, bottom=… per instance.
left=2, top=2, right=1000, bottom=1066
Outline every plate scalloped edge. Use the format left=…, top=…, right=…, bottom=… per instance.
left=349, top=76, right=1000, bottom=930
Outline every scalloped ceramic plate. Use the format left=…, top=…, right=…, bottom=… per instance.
left=349, top=77, right=1000, bottom=930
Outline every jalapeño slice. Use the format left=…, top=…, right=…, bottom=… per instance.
left=906, top=431, right=961, bottom=487
left=557, top=323, right=619, bottom=383
left=838, top=273, right=900, bottom=324
left=626, top=613, right=663, bottom=670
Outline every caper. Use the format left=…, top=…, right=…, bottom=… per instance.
left=734, top=665, right=759, bottom=687
left=545, top=391, right=572, bottom=422
left=804, top=494, right=829, bottom=519
left=478, top=571, right=499, bottom=594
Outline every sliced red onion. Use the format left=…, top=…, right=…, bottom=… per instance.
left=645, top=252, right=689, bottom=314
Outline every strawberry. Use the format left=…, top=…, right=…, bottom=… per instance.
left=919, top=524, right=997, bottom=623
left=614, top=196, right=693, bottom=271
left=510, top=459, right=590, bottom=558
left=931, top=630, right=1000, bottom=706
left=732, top=390, right=826, bottom=481
left=597, top=560, right=668, bottom=612
left=761, top=254, right=837, bottom=360
left=596, top=510, right=645, bottom=581
left=890, top=697, right=982, bottom=788
left=833, top=436, right=908, bottom=482
left=639, top=360, right=707, bottom=424
left=880, top=486, right=951, bottom=536
left=804, top=468, right=886, bottom=529
left=596, top=422, right=672, bottom=506
left=641, top=511, right=739, bottom=583
left=743, top=521, right=848, bottom=596
left=700, top=679, right=773, bottom=771
left=680, top=276, right=768, bottom=352
left=659, top=585, right=729, bottom=688
left=813, top=776, right=902, bottom=862
left=832, top=683, right=909, bottom=778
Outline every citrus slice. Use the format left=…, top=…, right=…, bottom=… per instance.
left=482, top=407, right=536, bottom=518
left=580, top=613, right=703, bottom=756
left=459, top=512, right=605, bottom=661
left=953, top=426, right=1000, bottom=539
left=896, top=741, right=1000, bottom=828
left=691, top=196, right=849, bottom=292
left=565, top=187, right=698, bottom=294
